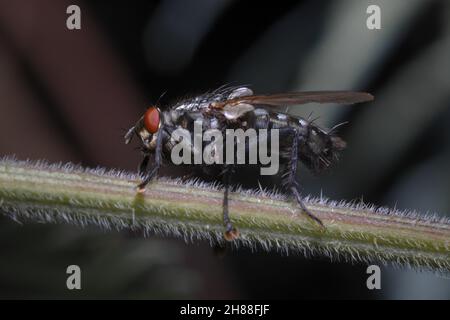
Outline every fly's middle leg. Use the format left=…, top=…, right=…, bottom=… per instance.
left=284, top=127, right=324, bottom=228
left=222, top=165, right=239, bottom=241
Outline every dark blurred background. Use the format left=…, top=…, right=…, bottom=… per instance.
left=1, top=0, right=449, bottom=299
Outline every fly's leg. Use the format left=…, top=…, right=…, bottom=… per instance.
left=285, top=128, right=324, bottom=228
left=291, top=185, right=324, bottom=227
left=137, top=129, right=164, bottom=192
left=222, top=165, right=239, bottom=241
left=138, top=151, right=150, bottom=178
left=124, top=126, right=135, bottom=144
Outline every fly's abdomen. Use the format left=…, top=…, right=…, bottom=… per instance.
left=253, top=107, right=308, bottom=133
left=253, top=109, right=344, bottom=173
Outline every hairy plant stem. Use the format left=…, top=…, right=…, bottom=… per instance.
left=0, top=158, right=449, bottom=272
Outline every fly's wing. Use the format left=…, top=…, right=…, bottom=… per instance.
left=210, top=91, right=374, bottom=119
left=230, top=91, right=374, bottom=106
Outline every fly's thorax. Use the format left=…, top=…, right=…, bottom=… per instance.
left=252, top=108, right=270, bottom=129
left=163, top=112, right=209, bottom=158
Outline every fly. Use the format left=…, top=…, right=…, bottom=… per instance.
left=125, top=86, right=374, bottom=240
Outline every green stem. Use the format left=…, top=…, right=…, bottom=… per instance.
left=0, top=157, right=449, bottom=272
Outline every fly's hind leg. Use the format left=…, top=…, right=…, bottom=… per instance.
left=290, top=184, right=324, bottom=228
left=285, top=128, right=324, bottom=228
left=137, top=129, right=164, bottom=192
left=222, top=165, right=239, bottom=241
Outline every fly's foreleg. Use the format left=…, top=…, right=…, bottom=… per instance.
left=138, top=151, right=150, bottom=178
left=137, top=128, right=164, bottom=192
left=222, top=165, right=239, bottom=241
left=285, top=128, right=324, bottom=228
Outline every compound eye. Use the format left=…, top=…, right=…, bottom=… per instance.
left=143, top=107, right=160, bottom=134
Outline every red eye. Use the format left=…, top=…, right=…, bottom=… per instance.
left=144, top=107, right=160, bottom=134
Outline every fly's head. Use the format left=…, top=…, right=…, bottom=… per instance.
left=299, top=124, right=346, bottom=173
left=125, top=106, right=162, bottom=151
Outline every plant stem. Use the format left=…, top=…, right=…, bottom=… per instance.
left=0, top=157, right=449, bottom=272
